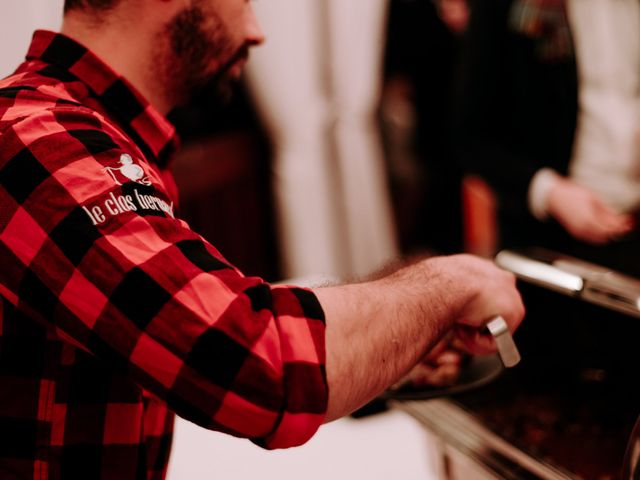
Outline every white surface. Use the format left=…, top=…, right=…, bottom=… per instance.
left=0, top=1, right=64, bottom=77
left=167, top=409, right=439, bottom=480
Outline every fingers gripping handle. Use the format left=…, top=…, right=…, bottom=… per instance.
left=486, top=316, right=521, bottom=368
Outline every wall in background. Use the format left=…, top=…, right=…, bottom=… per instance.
left=0, top=1, right=63, bottom=76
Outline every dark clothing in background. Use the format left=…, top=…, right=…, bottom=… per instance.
left=455, top=0, right=578, bottom=250
left=385, top=0, right=464, bottom=254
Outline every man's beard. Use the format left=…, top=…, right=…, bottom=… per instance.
left=158, top=4, right=246, bottom=108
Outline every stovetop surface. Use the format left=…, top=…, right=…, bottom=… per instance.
left=453, top=367, right=639, bottom=480
left=448, top=280, right=640, bottom=480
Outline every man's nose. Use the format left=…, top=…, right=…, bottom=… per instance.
left=246, top=5, right=265, bottom=46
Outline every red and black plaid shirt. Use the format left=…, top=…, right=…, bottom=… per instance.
left=0, top=31, right=328, bottom=480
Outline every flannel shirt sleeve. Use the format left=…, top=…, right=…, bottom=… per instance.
left=0, top=107, right=328, bottom=449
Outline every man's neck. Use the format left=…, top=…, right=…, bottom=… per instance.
left=61, top=14, right=172, bottom=115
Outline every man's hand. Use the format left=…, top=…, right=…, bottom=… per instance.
left=317, top=253, right=524, bottom=421
left=547, top=178, right=634, bottom=244
left=443, top=255, right=524, bottom=355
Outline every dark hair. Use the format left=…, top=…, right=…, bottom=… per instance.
left=64, top=0, right=120, bottom=13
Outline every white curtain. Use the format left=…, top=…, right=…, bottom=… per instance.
left=246, top=0, right=398, bottom=279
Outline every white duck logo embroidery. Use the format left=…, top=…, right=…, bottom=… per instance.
left=104, top=154, right=152, bottom=186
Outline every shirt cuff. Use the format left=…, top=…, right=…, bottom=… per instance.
left=260, top=286, right=328, bottom=449
left=528, top=168, right=562, bottom=221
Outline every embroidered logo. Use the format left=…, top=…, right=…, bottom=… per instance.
left=104, top=153, right=151, bottom=186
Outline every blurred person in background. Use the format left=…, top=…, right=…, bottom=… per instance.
left=455, top=0, right=640, bottom=276
left=245, top=0, right=398, bottom=280
left=383, top=0, right=470, bottom=255
left=0, top=0, right=524, bottom=478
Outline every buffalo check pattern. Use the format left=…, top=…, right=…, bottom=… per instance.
left=0, top=31, right=328, bottom=480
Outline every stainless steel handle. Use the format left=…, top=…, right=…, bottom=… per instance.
left=486, top=316, right=521, bottom=368
left=496, top=248, right=640, bottom=318
left=495, top=250, right=584, bottom=294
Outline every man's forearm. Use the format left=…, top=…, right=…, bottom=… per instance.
left=315, top=257, right=472, bottom=422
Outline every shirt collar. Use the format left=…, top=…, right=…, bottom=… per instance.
left=26, top=30, right=179, bottom=168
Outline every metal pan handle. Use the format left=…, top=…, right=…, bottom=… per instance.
left=486, top=316, right=521, bottom=368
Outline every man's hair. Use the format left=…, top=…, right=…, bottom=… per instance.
left=64, top=0, right=120, bottom=13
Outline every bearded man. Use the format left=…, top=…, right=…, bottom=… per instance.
left=0, top=1, right=524, bottom=478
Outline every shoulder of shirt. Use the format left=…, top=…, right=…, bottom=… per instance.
left=2, top=63, right=85, bottom=112
left=0, top=66, right=134, bottom=153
